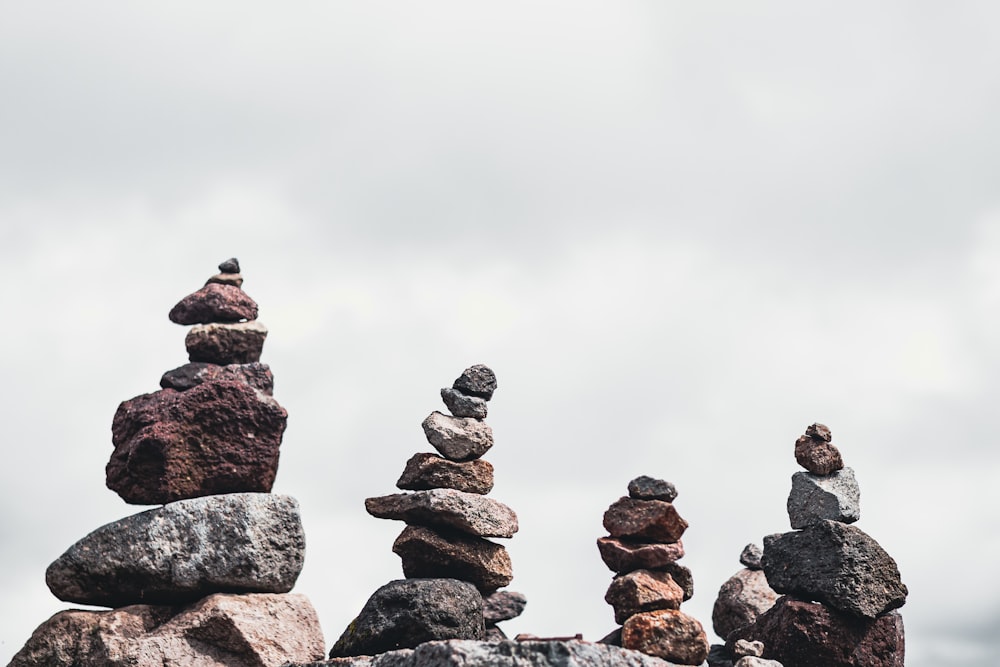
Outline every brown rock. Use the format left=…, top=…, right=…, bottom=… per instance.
left=603, top=497, right=689, bottom=543
left=186, top=321, right=268, bottom=364
left=605, top=570, right=684, bottom=624
left=396, top=453, right=494, bottom=494
left=392, top=525, right=513, bottom=594
left=365, top=489, right=518, bottom=538
left=168, top=282, right=258, bottom=325
left=9, top=593, right=325, bottom=667
left=794, top=423, right=844, bottom=475
left=622, top=609, right=710, bottom=665
left=160, top=361, right=274, bottom=395
left=597, top=537, right=685, bottom=573
left=711, top=569, right=778, bottom=640
left=107, top=379, right=287, bottom=504
left=421, top=411, right=494, bottom=461
left=206, top=272, right=244, bottom=287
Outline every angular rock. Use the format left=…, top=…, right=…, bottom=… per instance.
left=160, top=361, right=274, bottom=395
left=366, top=489, right=518, bottom=538
left=421, top=412, right=493, bottom=461
left=10, top=593, right=325, bottom=667
left=329, top=579, right=484, bottom=657
left=603, top=497, right=688, bottom=543
left=392, top=525, right=513, bottom=594
left=794, top=430, right=843, bottom=476
left=453, top=365, right=497, bottom=400
left=396, top=453, right=494, bottom=495
left=707, top=644, right=734, bottom=667
left=628, top=476, right=678, bottom=502
left=712, top=569, right=778, bottom=640
left=622, top=610, right=710, bottom=665
left=729, top=596, right=904, bottom=667
left=661, top=562, right=694, bottom=601
left=734, top=658, right=782, bottom=667
left=762, top=521, right=908, bottom=618
left=206, top=272, right=244, bottom=287
left=606, top=570, right=684, bottom=624
left=787, top=468, right=860, bottom=529
left=441, top=387, right=488, bottom=419
left=482, top=591, right=527, bottom=624
left=107, top=378, right=287, bottom=504
left=739, top=544, right=763, bottom=570
left=598, top=537, right=685, bottom=573
left=219, top=257, right=241, bottom=273
left=169, top=282, right=258, bottom=325
left=732, top=639, right=764, bottom=658
left=806, top=422, right=832, bottom=442
left=186, top=320, right=268, bottom=364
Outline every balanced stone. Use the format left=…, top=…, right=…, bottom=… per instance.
left=441, top=387, right=488, bottom=419
left=365, top=488, right=518, bottom=538
left=603, top=497, right=688, bottom=543
left=46, top=494, right=305, bottom=607
left=733, top=639, right=764, bottom=658
left=787, top=468, right=860, bottom=529
left=392, top=525, right=513, bottom=594
left=712, top=569, right=777, bottom=640
left=794, top=423, right=844, bottom=475
left=421, top=411, right=493, bottom=461
left=734, top=658, right=782, bottom=667
left=168, top=282, right=258, bottom=325
left=739, top=544, right=763, bottom=570
left=160, top=361, right=274, bottom=395
left=482, top=591, right=527, bottom=624
left=605, top=569, right=684, bottom=624
left=662, top=561, right=695, bottom=601
left=206, top=272, right=244, bottom=287
left=622, top=610, right=710, bottom=665
left=396, top=453, right=494, bottom=495
left=452, top=365, right=497, bottom=400
left=597, top=537, right=685, bottom=573
left=628, top=476, right=678, bottom=502
left=186, top=320, right=268, bottom=364
left=219, top=257, right=241, bottom=273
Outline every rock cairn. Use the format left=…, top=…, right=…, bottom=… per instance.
left=11, top=259, right=325, bottom=667
left=329, top=365, right=524, bottom=658
left=597, top=476, right=709, bottom=666
left=708, top=543, right=778, bottom=665
left=728, top=423, right=908, bottom=667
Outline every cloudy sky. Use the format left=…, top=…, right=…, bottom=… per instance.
left=2, top=2, right=999, bottom=665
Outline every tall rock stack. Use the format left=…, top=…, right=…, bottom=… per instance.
left=329, top=365, right=523, bottom=658
left=11, top=259, right=326, bottom=667
left=729, top=423, right=908, bottom=667
left=597, top=476, right=709, bottom=666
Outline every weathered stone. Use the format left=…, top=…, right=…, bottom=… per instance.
left=160, top=361, right=274, bottom=395
left=707, top=644, right=734, bottom=667
left=739, top=544, right=763, bottom=570
left=46, top=493, right=305, bottom=607
left=366, top=489, right=518, bottom=538
left=734, top=658, right=782, bottom=667
left=169, top=282, right=258, bottom=325
left=219, top=257, right=241, bottom=273
left=483, top=626, right=507, bottom=641
left=627, top=476, right=678, bottom=502
left=606, top=570, right=684, bottom=624
left=622, top=610, right=710, bottom=665
left=186, top=320, right=268, bottom=364
left=329, top=579, right=484, bottom=657
left=794, top=429, right=844, bottom=476
left=421, top=412, right=493, bottom=461
left=107, top=379, right=287, bottom=504
left=441, top=387, right=488, bottom=419
left=729, top=597, right=904, bottom=667
left=762, top=521, right=908, bottom=618
left=206, top=272, right=244, bottom=287
left=483, top=591, right=527, bottom=624
left=392, top=525, right=513, bottom=594
left=732, top=639, right=763, bottom=657
left=712, top=569, right=778, bottom=640
left=598, top=627, right=623, bottom=646
left=603, top=497, right=688, bottom=543
left=396, top=453, right=494, bottom=495
left=661, top=562, right=694, bottom=601
left=787, top=468, right=860, bottom=529
left=598, top=537, right=685, bottom=573
left=805, top=422, right=832, bottom=442
left=10, top=593, right=324, bottom=667
left=453, top=365, right=497, bottom=400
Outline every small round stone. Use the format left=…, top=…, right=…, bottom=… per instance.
left=627, top=476, right=678, bottom=502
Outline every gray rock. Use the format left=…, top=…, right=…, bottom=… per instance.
left=734, top=658, right=782, bottom=667
left=739, top=544, right=763, bottom=570
left=186, top=320, right=268, bottom=364
left=452, top=365, right=497, bottom=400
left=392, top=525, right=513, bottom=594
left=441, top=387, right=488, bottom=419
left=396, top=453, right=494, bottom=495
left=219, top=257, right=241, bottom=273
left=762, top=521, right=908, bottom=618
left=328, top=579, right=484, bottom=657
left=712, top=569, right=777, bottom=640
left=483, top=626, right=507, bottom=641
left=159, top=361, right=274, bottom=395
left=627, top=476, right=678, bottom=502
left=483, top=591, right=527, bottom=624
left=421, top=412, right=494, bottom=461
left=732, top=639, right=763, bottom=658
left=787, top=468, right=860, bottom=529
left=366, top=489, right=518, bottom=538
left=46, top=493, right=305, bottom=606
left=597, top=537, right=685, bottom=573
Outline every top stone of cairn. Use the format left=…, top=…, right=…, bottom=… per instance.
left=453, top=365, right=497, bottom=401
left=169, top=259, right=257, bottom=325
left=794, top=422, right=844, bottom=476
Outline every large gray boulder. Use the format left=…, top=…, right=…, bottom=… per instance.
left=46, top=493, right=305, bottom=607
left=366, top=489, right=518, bottom=538
left=786, top=468, right=860, bottom=529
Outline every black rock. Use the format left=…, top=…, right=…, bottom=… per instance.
left=441, top=388, right=488, bottom=419
left=739, top=543, right=763, bottom=570
left=219, top=257, right=241, bottom=273
left=627, top=476, right=678, bottom=502
left=452, top=365, right=497, bottom=401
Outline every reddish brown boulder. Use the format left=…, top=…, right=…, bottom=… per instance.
left=168, top=282, right=258, bottom=325
left=107, top=379, right=287, bottom=504
left=794, top=423, right=844, bottom=475
left=712, top=568, right=778, bottom=640
left=396, top=453, right=494, bottom=494
left=392, top=525, right=513, bottom=594
left=622, top=609, right=710, bottom=665
left=186, top=321, right=268, bottom=364
left=597, top=537, right=685, bottom=573
left=603, top=497, right=689, bottom=543
left=605, top=569, right=684, bottom=624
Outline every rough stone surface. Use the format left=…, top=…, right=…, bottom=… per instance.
left=392, top=525, right=513, bottom=594
left=598, top=537, right=685, bottom=573
left=606, top=570, right=684, bottom=624
left=160, top=361, right=274, bottom=395
left=46, top=493, right=305, bottom=606
left=186, top=320, right=268, bottom=364
left=762, top=521, right=908, bottom=618
left=598, top=628, right=623, bottom=646
left=603, top=497, right=688, bottom=543
left=107, top=378, right=287, bottom=504
left=482, top=591, right=527, bottom=624
left=219, top=257, right=241, bottom=273
left=366, top=489, right=518, bottom=538
left=421, top=412, right=494, bottom=461
left=794, top=430, right=844, bottom=476
left=206, top=272, right=244, bottom=287
left=396, top=453, right=494, bottom=495
left=661, top=562, right=694, bottom=601
left=734, top=658, right=782, bottom=667
left=732, top=639, right=764, bottom=658
left=627, top=476, right=678, bottom=502
left=622, top=610, right=710, bottom=665
left=805, top=422, right=832, bottom=442
left=729, top=596, right=904, bottom=667
left=169, top=282, right=258, bottom=325
left=787, top=468, right=860, bottom=529
left=441, top=387, right=488, bottom=419
left=712, top=569, right=778, bottom=640
left=452, top=365, right=497, bottom=400
left=739, top=544, right=763, bottom=570
left=11, top=593, right=324, bottom=667
left=329, top=579, right=484, bottom=657
left=483, top=626, right=507, bottom=641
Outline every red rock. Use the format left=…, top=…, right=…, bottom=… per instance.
left=597, top=537, right=685, bottom=573
left=168, top=282, right=258, bottom=325
left=622, top=609, right=710, bottom=665
left=794, top=424, right=844, bottom=475
left=396, top=453, right=494, bottom=494
left=392, top=525, right=513, bottom=594
left=106, top=379, right=287, bottom=504
left=605, top=569, right=684, bottom=624
left=603, top=497, right=689, bottom=543
left=711, top=568, right=777, bottom=640
left=186, top=321, right=268, bottom=364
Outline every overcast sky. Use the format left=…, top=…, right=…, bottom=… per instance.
left=2, top=3, right=999, bottom=665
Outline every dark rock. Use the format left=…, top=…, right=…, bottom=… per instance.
left=441, top=387, right=488, bottom=419
left=396, top=453, right=494, bottom=495
left=452, top=365, right=497, bottom=400
left=421, top=412, right=494, bottom=461
left=627, top=476, right=678, bottom=502
left=186, top=321, right=268, bottom=364
left=483, top=626, right=507, bottom=641
left=805, top=422, right=832, bottom=442
left=794, top=427, right=844, bottom=476
left=483, top=591, right=527, bottom=624
left=707, top=644, right=734, bottom=667
left=107, top=379, right=287, bottom=504
left=366, top=489, right=518, bottom=538
left=46, top=494, right=305, bottom=607
left=219, top=257, right=241, bottom=273
left=762, top=521, right=908, bottom=618
left=787, top=468, right=860, bottom=529
left=605, top=570, right=684, bottom=624
left=661, top=562, right=694, bottom=601
left=159, top=361, right=274, bottom=395
left=206, top=272, right=244, bottom=287
left=739, top=544, right=763, bottom=570
left=622, top=610, right=710, bottom=665
left=598, top=537, right=685, bottom=573
left=598, top=627, right=623, bottom=646
left=603, top=497, right=688, bottom=543
left=328, top=579, right=484, bottom=658
left=392, top=525, right=513, bottom=594
left=711, top=569, right=777, bottom=641
left=168, top=282, right=257, bottom=325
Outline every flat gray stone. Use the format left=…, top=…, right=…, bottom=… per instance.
left=787, top=468, right=860, bottom=529
left=421, top=412, right=494, bottom=461
left=366, top=489, right=518, bottom=538
left=482, top=591, right=527, bottom=624
left=441, top=388, right=488, bottom=419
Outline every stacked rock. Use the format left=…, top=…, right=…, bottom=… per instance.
left=329, top=365, right=524, bottom=658
left=728, top=423, right=908, bottom=667
left=708, top=543, right=777, bottom=665
left=11, top=259, right=325, bottom=667
left=597, top=476, right=709, bottom=666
